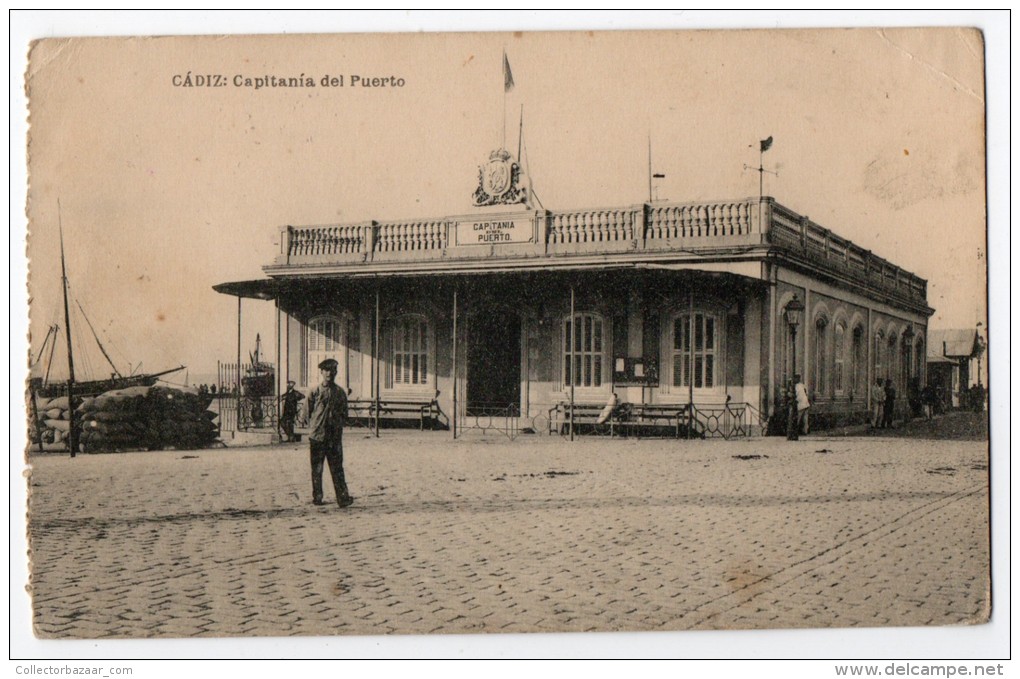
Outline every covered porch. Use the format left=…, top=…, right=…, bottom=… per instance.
left=214, top=264, right=771, bottom=440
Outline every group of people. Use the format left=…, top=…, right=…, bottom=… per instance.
left=788, top=374, right=942, bottom=436
left=278, top=359, right=354, bottom=509
left=869, top=378, right=898, bottom=429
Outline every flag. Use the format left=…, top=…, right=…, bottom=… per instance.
left=760, top=136, right=773, bottom=153
left=503, top=51, right=515, bottom=92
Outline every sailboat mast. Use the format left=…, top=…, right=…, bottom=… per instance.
left=58, top=201, right=78, bottom=457
left=76, top=299, right=121, bottom=378
left=43, top=325, right=59, bottom=386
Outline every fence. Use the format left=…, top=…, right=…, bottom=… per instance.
left=216, top=360, right=279, bottom=433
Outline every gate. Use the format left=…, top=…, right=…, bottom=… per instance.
left=216, top=360, right=279, bottom=433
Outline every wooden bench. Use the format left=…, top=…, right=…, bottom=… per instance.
left=613, top=403, right=703, bottom=438
left=295, top=398, right=446, bottom=435
left=548, top=401, right=703, bottom=438
left=355, top=399, right=447, bottom=431
left=548, top=402, right=621, bottom=436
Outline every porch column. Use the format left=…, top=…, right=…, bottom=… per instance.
left=688, top=288, right=694, bottom=439
left=275, top=298, right=281, bottom=431
left=452, top=286, right=458, bottom=440
left=569, top=284, right=575, bottom=442
left=374, top=285, right=381, bottom=438
left=236, top=296, right=242, bottom=400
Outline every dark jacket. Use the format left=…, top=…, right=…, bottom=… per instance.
left=306, top=382, right=348, bottom=442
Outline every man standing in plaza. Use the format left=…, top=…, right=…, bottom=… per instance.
left=279, top=380, right=304, bottom=443
left=883, top=378, right=897, bottom=429
left=871, top=378, right=886, bottom=428
left=793, top=374, right=811, bottom=435
left=306, top=358, right=354, bottom=508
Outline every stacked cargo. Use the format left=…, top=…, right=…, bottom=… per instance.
left=29, top=395, right=78, bottom=452
left=30, top=385, right=219, bottom=453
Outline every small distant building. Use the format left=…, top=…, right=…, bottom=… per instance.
left=215, top=147, right=932, bottom=436
left=926, top=328, right=985, bottom=409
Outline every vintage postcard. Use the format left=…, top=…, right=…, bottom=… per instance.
left=19, top=23, right=995, bottom=656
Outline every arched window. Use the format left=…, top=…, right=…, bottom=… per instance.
left=915, top=338, right=925, bottom=381
left=563, top=312, right=605, bottom=388
left=305, top=315, right=344, bottom=387
left=874, top=331, right=885, bottom=381
left=672, top=311, right=719, bottom=390
left=851, top=325, right=864, bottom=397
left=813, top=317, right=828, bottom=397
left=886, top=334, right=898, bottom=386
left=386, top=315, right=431, bottom=390
left=833, top=323, right=846, bottom=396
left=901, top=335, right=912, bottom=391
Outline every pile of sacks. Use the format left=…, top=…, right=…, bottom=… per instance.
left=30, top=394, right=74, bottom=453
left=31, top=385, right=219, bottom=453
left=79, top=385, right=218, bottom=453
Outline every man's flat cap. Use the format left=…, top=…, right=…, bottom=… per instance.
left=318, top=358, right=339, bottom=370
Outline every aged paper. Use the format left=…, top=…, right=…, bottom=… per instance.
left=18, top=20, right=1001, bottom=661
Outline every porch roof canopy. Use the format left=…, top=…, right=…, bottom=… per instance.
left=214, top=262, right=768, bottom=302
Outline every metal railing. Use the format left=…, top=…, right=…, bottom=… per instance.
left=458, top=403, right=521, bottom=440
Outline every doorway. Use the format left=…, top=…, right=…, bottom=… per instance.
left=467, top=308, right=521, bottom=416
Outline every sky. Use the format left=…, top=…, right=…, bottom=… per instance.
left=19, top=15, right=992, bottom=387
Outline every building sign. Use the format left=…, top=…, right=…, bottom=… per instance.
left=455, top=216, right=534, bottom=245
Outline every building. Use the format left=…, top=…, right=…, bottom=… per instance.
left=926, top=327, right=985, bottom=410
left=215, top=148, right=932, bottom=437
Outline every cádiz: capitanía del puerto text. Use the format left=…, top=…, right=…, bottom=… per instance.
left=171, top=73, right=406, bottom=90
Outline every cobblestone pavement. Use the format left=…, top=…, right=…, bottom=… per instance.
left=25, top=433, right=990, bottom=639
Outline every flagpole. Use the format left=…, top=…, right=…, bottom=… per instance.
left=756, top=136, right=773, bottom=233
left=517, top=104, right=524, bottom=163
left=648, top=134, right=652, bottom=203
left=759, top=147, right=764, bottom=202
left=502, top=50, right=507, bottom=150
